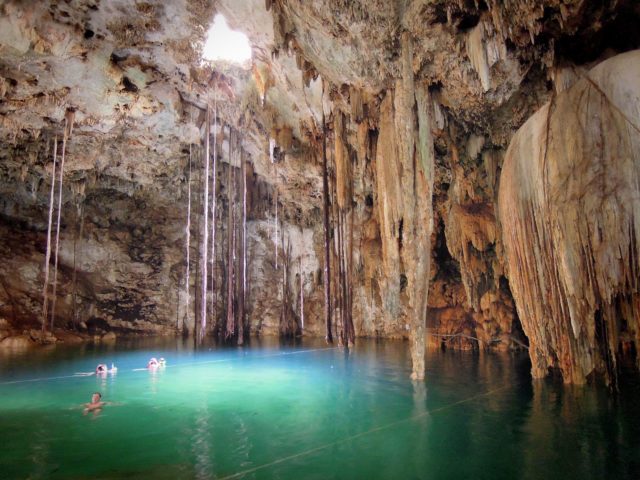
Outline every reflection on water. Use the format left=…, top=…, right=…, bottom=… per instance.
left=193, top=401, right=213, bottom=480
left=0, top=338, right=639, bottom=479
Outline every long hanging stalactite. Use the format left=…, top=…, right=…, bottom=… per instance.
left=182, top=137, right=193, bottom=334
left=274, top=175, right=279, bottom=270
left=199, top=106, right=211, bottom=343
left=299, top=257, right=304, bottom=330
left=210, top=92, right=218, bottom=331
left=279, top=239, right=296, bottom=337
left=71, top=185, right=85, bottom=329
left=333, top=110, right=355, bottom=347
left=50, top=112, right=73, bottom=331
left=225, top=127, right=236, bottom=339
left=41, top=137, right=57, bottom=332
left=193, top=143, right=202, bottom=342
left=321, top=82, right=333, bottom=344
left=237, top=144, right=246, bottom=345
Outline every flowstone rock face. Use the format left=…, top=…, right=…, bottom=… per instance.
left=0, top=0, right=639, bottom=382
left=499, top=50, right=640, bottom=384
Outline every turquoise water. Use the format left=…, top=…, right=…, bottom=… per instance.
left=1, top=337, right=639, bottom=479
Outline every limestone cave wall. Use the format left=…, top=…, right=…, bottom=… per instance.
left=1, top=0, right=640, bottom=383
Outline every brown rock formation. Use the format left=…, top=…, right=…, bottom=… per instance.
left=499, top=50, right=640, bottom=384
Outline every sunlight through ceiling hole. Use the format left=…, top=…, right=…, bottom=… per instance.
left=203, top=14, right=252, bottom=63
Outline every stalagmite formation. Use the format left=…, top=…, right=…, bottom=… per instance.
left=499, top=50, right=640, bottom=384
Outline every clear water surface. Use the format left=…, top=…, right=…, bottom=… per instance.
left=0, top=337, right=638, bottom=479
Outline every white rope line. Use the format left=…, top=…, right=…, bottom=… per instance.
left=0, top=374, right=88, bottom=385
left=216, top=383, right=513, bottom=480
left=0, top=347, right=338, bottom=385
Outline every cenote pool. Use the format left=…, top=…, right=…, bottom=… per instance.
left=1, top=338, right=639, bottom=479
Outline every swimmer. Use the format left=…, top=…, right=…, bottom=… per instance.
left=83, top=392, right=105, bottom=415
left=75, top=363, right=117, bottom=377
left=158, top=357, right=166, bottom=367
left=147, top=357, right=159, bottom=369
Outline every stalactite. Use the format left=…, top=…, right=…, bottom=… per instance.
left=321, top=81, right=333, bottom=343
left=334, top=111, right=350, bottom=210
left=226, top=128, right=235, bottom=339
left=347, top=207, right=355, bottom=345
left=280, top=239, right=295, bottom=337
left=274, top=178, right=279, bottom=269
left=373, top=33, right=434, bottom=379
left=71, top=200, right=84, bottom=328
left=41, top=136, right=57, bottom=332
left=210, top=93, right=218, bottom=330
left=234, top=159, right=242, bottom=342
left=329, top=142, right=342, bottom=344
left=336, top=203, right=345, bottom=345
left=183, top=140, right=193, bottom=334
left=200, top=106, right=210, bottom=343
left=50, top=113, right=72, bottom=331
left=238, top=143, right=247, bottom=346
left=299, top=257, right=304, bottom=330
left=342, top=209, right=355, bottom=346
left=194, top=144, right=202, bottom=342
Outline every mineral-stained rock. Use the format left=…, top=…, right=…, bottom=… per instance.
left=499, top=50, right=640, bottom=384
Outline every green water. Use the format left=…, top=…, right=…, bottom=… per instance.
left=1, top=338, right=639, bottom=479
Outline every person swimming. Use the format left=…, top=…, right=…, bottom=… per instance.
left=83, top=392, right=105, bottom=414
left=95, top=364, right=108, bottom=375
left=147, top=357, right=167, bottom=369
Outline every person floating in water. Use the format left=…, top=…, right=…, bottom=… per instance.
left=75, top=364, right=117, bottom=376
left=84, top=392, right=105, bottom=415
left=96, top=363, right=117, bottom=375
left=147, top=357, right=166, bottom=369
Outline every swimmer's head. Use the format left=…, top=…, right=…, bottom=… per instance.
left=91, top=392, right=101, bottom=403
